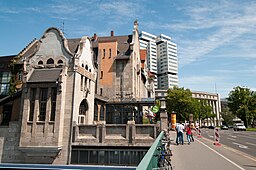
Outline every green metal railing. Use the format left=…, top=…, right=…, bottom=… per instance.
left=136, top=131, right=164, bottom=170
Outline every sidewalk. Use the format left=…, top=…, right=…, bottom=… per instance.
left=168, top=131, right=256, bottom=170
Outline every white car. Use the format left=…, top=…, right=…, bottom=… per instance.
left=233, top=123, right=246, bottom=131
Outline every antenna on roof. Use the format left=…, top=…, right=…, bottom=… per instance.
left=60, top=21, right=67, bottom=36
left=215, top=83, right=218, bottom=94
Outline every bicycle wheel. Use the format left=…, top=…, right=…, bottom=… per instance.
left=164, top=159, right=173, bottom=170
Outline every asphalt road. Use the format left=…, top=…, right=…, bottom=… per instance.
left=200, top=128, right=256, bottom=158
left=170, top=130, right=256, bottom=170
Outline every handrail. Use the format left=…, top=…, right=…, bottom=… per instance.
left=136, top=131, right=164, bottom=170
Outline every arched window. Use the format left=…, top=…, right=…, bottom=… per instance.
left=79, top=99, right=88, bottom=115
left=85, top=65, right=88, bottom=70
left=57, top=59, right=63, bottom=64
left=100, top=105, right=105, bottom=121
left=82, top=64, right=84, bottom=68
left=89, top=69, right=91, bottom=72
left=38, top=60, right=43, bottom=65
left=47, top=58, right=54, bottom=64
left=94, top=104, right=98, bottom=121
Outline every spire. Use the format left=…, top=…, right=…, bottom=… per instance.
left=134, top=19, right=138, bottom=29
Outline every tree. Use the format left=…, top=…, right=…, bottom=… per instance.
left=227, top=86, right=255, bottom=127
left=221, top=106, right=235, bottom=126
left=166, top=86, right=195, bottom=121
left=196, top=100, right=213, bottom=126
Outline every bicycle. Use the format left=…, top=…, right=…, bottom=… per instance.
left=153, top=130, right=173, bottom=170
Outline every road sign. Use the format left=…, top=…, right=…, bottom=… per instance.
left=151, top=105, right=159, bottom=113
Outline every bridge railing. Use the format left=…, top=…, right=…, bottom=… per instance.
left=136, top=131, right=164, bottom=170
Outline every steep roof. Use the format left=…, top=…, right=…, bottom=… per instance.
left=67, top=38, right=80, bottom=54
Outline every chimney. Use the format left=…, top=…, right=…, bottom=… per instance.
left=93, top=33, right=97, bottom=40
left=111, top=30, right=114, bottom=36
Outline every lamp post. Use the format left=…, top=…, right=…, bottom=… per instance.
left=160, top=98, right=168, bottom=131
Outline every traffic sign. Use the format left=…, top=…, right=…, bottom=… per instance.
left=151, top=105, right=159, bottom=113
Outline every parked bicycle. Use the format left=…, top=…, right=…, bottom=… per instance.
left=154, top=130, right=173, bottom=170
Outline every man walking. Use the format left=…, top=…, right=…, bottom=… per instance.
left=176, top=122, right=184, bottom=145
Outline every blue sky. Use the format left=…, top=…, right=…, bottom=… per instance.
left=1, top=0, right=256, bottom=98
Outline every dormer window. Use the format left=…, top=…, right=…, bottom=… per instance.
left=47, top=58, right=54, bottom=64
left=38, top=60, right=43, bottom=65
left=85, top=65, right=88, bottom=70
left=57, top=60, right=63, bottom=64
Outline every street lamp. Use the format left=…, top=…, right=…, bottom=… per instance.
left=159, top=98, right=168, bottom=131
left=160, top=98, right=166, bottom=111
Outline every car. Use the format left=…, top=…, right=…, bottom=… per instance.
left=208, top=125, right=215, bottom=129
left=220, top=125, right=228, bottom=130
left=228, top=125, right=233, bottom=129
left=233, top=123, right=246, bottom=131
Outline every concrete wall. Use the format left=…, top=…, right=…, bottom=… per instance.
left=73, top=122, right=156, bottom=147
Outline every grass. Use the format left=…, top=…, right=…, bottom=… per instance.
left=246, top=128, right=256, bottom=131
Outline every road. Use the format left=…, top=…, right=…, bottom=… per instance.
left=200, top=128, right=256, bottom=158
left=170, top=130, right=256, bottom=170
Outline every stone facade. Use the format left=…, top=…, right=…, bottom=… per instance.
left=0, top=22, right=157, bottom=165
left=14, top=27, right=96, bottom=164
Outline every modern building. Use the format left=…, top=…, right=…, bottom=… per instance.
left=139, top=31, right=178, bottom=90
left=155, top=89, right=222, bottom=126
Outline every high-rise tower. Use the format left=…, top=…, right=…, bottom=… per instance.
left=139, top=31, right=178, bottom=90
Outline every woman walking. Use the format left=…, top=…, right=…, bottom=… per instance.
left=186, top=124, right=192, bottom=145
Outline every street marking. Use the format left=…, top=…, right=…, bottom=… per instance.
left=227, top=137, right=236, bottom=141
left=237, top=135, right=255, bottom=140
left=199, top=136, right=256, bottom=162
left=230, top=135, right=237, bottom=138
left=208, top=135, right=214, bottom=138
left=246, top=142, right=256, bottom=147
left=197, top=139, right=246, bottom=170
left=232, top=142, right=248, bottom=149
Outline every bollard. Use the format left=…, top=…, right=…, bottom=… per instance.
left=213, top=127, right=221, bottom=146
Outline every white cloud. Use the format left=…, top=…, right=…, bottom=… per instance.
left=161, top=0, right=256, bottom=66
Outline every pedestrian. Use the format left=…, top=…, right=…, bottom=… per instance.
left=186, top=124, right=192, bottom=145
left=190, top=123, right=195, bottom=142
left=175, top=122, right=184, bottom=145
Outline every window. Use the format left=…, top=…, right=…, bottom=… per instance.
left=29, top=88, right=36, bottom=121
left=103, top=49, right=106, bottom=58
left=17, top=71, right=22, bottom=81
left=39, top=88, right=48, bottom=121
left=81, top=75, right=84, bottom=91
left=85, top=65, right=88, bottom=70
left=1, top=104, right=12, bottom=125
left=58, top=59, right=63, bottom=64
left=100, top=88, right=103, bottom=96
left=38, top=60, right=43, bottom=65
left=109, top=49, right=111, bottom=58
left=50, top=87, right=57, bottom=121
left=100, top=71, right=103, bottom=79
left=0, top=72, right=11, bottom=96
left=47, top=58, right=54, bottom=64
left=79, top=100, right=88, bottom=115
left=84, top=77, right=88, bottom=90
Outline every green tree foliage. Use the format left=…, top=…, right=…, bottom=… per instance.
left=197, top=100, right=213, bottom=125
left=221, top=106, right=235, bottom=126
left=166, top=86, right=214, bottom=124
left=227, top=86, right=256, bottom=127
left=166, top=86, right=193, bottom=121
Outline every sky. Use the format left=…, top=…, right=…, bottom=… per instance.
left=1, top=0, right=256, bottom=99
